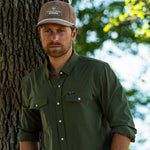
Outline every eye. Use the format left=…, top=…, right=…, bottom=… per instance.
left=45, top=29, right=51, bottom=33
left=58, top=29, right=64, bottom=33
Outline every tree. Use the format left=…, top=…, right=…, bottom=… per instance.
left=103, top=0, right=150, bottom=41
left=0, top=0, right=68, bottom=149
left=71, top=0, right=139, bottom=55
left=71, top=0, right=150, bottom=55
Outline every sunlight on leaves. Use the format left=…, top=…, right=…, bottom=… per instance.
left=104, top=0, right=150, bottom=38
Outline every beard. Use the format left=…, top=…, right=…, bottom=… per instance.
left=43, top=40, right=72, bottom=58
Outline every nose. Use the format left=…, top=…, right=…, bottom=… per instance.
left=51, top=32, right=58, bottom=42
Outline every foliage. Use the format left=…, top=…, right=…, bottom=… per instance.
left=71, top=0, right=109, bottom=55
left=104, top=0, right=150, bottom=40
left=71, top=0, right=144, bottom=55
left=126, top=89, right=150, bottom=119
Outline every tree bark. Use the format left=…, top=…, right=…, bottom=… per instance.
left=0, top=0, right=68, bottom=149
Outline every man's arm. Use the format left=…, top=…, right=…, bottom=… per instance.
left=20, top=141, right=40, bottom=150
left=111, top=133, right=131, bottom=150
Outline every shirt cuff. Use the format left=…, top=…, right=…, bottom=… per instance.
left=111, top=125, right=137, bottom=142
left=18, top=129, right=40, bottom=142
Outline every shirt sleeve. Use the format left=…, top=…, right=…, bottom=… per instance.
left=18, top=77, right=42, bottom=142
left=99, top=63, right=137, bottom=142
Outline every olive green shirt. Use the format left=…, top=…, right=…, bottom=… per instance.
left=18, top=51, right=136, bottom=150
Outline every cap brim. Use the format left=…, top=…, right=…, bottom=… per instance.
left=36, top=18, right=74, bottom=27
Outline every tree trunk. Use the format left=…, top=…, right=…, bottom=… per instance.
left=0, top=0, right=68, bottom=149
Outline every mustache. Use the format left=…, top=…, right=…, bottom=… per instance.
left=48, top=42, right=62, bottom=46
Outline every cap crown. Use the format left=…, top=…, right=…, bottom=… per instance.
left=37, top=1, right=76, bottom=27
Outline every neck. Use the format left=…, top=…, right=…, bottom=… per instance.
left=48, top=49, right=72, bottom=76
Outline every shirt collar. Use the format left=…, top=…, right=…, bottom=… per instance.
left=44, top=50, right=79, bottom=78
left=62, top=50, right=79, bottom=75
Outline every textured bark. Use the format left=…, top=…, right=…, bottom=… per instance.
left=0, top=0, right=68, bottom=149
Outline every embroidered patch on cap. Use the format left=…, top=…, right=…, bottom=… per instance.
left=46, top=6, right=62, bottom=16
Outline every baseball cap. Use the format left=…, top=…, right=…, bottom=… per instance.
left=36, top=1, right=76, bottom=27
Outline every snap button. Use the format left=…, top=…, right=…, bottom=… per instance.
left=57, top=102, right=60, bottom=105
left=59, top=120, right=62, bottom=123
left=78, top=97, right=81, bottom=101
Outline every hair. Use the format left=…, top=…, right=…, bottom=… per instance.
left=71, top=25, right=76, bottom=32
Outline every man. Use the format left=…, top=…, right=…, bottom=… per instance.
left=18, top=1, right=137, bottom=150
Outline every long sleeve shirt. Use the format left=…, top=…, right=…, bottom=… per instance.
left=18, top=51, right=137, bottom=150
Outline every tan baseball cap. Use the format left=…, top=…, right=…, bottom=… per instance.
left=36, top=1, right=76, bottom=27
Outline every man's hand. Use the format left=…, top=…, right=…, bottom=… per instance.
left=111, top=133, right=131, bottom=150
left=20, top=141, right=40, bottom=150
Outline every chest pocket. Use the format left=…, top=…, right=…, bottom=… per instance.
left=29, top=97, right=50, bottom=129
left=29, top=97, right=47, bottom=110
left=64, top=91, right=94, bottom=103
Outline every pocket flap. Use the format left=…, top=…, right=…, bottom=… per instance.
left=30, top=97, right=47, bottom=109
left=65, top=93, right=92, bottom=103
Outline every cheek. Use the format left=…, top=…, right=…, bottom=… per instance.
left=41, top=35, right=49, bottom=45
left=40, top=37, right=48, bottom=48
left=40, top=31, right=49, bottom=41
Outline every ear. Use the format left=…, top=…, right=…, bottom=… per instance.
left=72, top=27, right=78, bottom=42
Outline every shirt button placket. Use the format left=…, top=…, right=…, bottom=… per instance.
left=55, top=81, right=67, bottom=150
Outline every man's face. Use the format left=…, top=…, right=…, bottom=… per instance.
left=39, top=23, right=77, bottom=58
